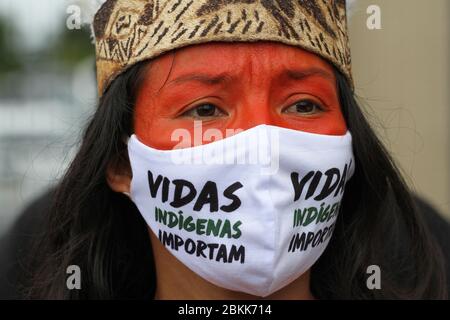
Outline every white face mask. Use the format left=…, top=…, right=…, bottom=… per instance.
left=127, top=124, right=355, bottom=297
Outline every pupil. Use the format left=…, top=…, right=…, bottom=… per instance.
left=197, top=104, right=215, bottom=117
left=296, top=101, right=314, bottom=113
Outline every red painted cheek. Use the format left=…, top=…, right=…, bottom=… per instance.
left=134, top=91, right=347, bottom=151
left=134, top=90, right=180, bottom=151
left=290, top=111, right=347, bottom=136
left=223, top=78, right=347, bottom=136
left=135, top=102, right=347, bottom=152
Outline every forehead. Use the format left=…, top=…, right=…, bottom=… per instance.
left=148, top=41, right=335, bottom=79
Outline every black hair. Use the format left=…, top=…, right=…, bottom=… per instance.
left=25, top=60, right=447, bottom=299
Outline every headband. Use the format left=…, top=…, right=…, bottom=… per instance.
left=93, top=0, right=354, bottom=96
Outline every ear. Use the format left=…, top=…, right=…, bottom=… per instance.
left=106, top=156, right=132, bottom=194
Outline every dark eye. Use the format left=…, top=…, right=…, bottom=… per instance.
left=283, top=100, right=324, bottom=116
left=181, top=103, right=227, bottom=119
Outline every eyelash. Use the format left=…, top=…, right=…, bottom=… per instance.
left=281, top=99, right=326, bottom=116
left=179, top=98, right=327, bottom=119
left=180, top=103, right=227, bottom=119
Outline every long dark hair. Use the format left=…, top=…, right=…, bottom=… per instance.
left=25, top=60, right=447, bottom=299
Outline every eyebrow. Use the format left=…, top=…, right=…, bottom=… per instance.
left=167, top=73, right=234, bottom=87
left=280, top=68, right=335, bottom=82
left=166, top=67, right=334, bottom=88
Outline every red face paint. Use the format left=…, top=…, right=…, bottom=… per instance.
left=134, top=41, right=347, bottom=150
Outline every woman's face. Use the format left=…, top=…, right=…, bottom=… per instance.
left=134, top=41, right=346, bottom=150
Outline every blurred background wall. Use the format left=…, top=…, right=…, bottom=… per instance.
left=0, top=0, right=96, bottom=235
left=0, top=0, right=448, bottom=236
left=349, top=0, right=450, bottom=218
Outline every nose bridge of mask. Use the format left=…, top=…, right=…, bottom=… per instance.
left=127, top=124, right=280, bottom=174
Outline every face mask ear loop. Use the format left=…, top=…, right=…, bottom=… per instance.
left=122, top=134, right=132, bottom=145
left=121, top=135, right=133, bottom=200
left=122, top=192, right=132, bottom=199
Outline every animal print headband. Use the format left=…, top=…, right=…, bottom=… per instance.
left=92, top=0, right=354, bottom=96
